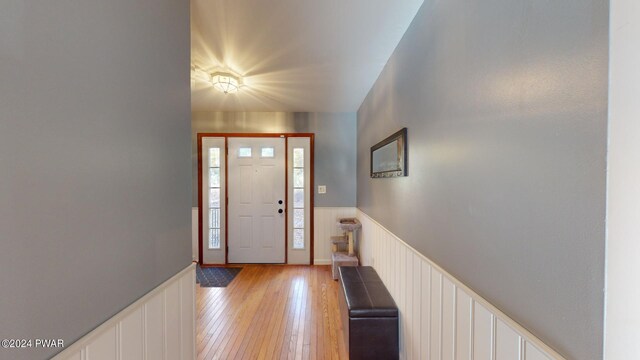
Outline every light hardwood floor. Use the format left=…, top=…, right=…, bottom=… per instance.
left=196, top=265, right=349, bottom=360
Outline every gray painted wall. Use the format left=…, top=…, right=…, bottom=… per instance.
left=357, top=1, right=608, bottom=359
left=0, top=1, right=191, bottom=359
left=192, top=112, right=357, bottom=208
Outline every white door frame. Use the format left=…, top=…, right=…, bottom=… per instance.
left=199, top=137, right=226, bottom=265
left=198, top=133, right=315, bottom=265
left=287, top=137, right=312, bottom=264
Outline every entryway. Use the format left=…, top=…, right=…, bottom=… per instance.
left=198, top=134, right=314, bottom=265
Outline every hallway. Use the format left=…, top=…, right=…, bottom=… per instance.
left=197, top=265, right=348, bottom=360
left=4, top=0, right=639, bottom=359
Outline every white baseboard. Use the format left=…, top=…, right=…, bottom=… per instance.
left=356, top=209, right=563, bottom=360
left=313, top=259, right=331, bottom=265
left=53, top=263, right=196, bottom=360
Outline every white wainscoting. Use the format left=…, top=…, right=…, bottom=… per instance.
left=313, top=207, right=357, bottom=264
left=53, top=263, right=196, bottom=360
left=357, top=209, right=564, bottom=360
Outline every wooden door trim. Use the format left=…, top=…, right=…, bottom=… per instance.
left=197, top=135, right=203, bottom=265
left=197, top=133, right=315, bottom=265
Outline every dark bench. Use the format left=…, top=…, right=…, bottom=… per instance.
left=338, top=266, right=399, bottom=360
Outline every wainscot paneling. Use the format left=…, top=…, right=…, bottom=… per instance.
left=357, top=209, right=564, bottom=360
left=313, top=207, right=357, bottom=264
left=53, top=263, right=195, bottom=360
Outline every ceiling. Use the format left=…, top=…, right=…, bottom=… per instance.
left=191, top=0, right=424, bottom=112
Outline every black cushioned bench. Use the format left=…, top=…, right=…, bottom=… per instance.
left=338, top=266, right=399, bottom=360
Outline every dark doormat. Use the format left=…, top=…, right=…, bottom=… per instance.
left=196, top=264, right=242, bottom=287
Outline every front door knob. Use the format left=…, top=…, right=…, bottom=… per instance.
left=278, top=209, right=284, bottom=214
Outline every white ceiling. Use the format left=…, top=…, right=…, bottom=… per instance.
left=191, top=0, right=424, bottom=112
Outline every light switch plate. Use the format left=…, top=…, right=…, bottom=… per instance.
left=318, top=185, right=326, bottom=194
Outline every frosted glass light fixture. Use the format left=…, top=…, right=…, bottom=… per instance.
left=211, top=72, right=241, bottom=94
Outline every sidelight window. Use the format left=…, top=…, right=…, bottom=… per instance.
left=292, top=148, right=305, bottom=249
left=208, top=147, right=221, bottom=249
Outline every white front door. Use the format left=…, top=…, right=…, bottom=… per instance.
left=228, top=138, right=286, bottom=263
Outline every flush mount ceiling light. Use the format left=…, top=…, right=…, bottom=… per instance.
left=211, top=72, right=242, bottom=94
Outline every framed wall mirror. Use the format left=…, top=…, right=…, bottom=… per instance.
left=370, top=127, right=408, bottom=178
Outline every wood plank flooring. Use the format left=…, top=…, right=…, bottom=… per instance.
left=196, top=265, right=348, bottom=360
